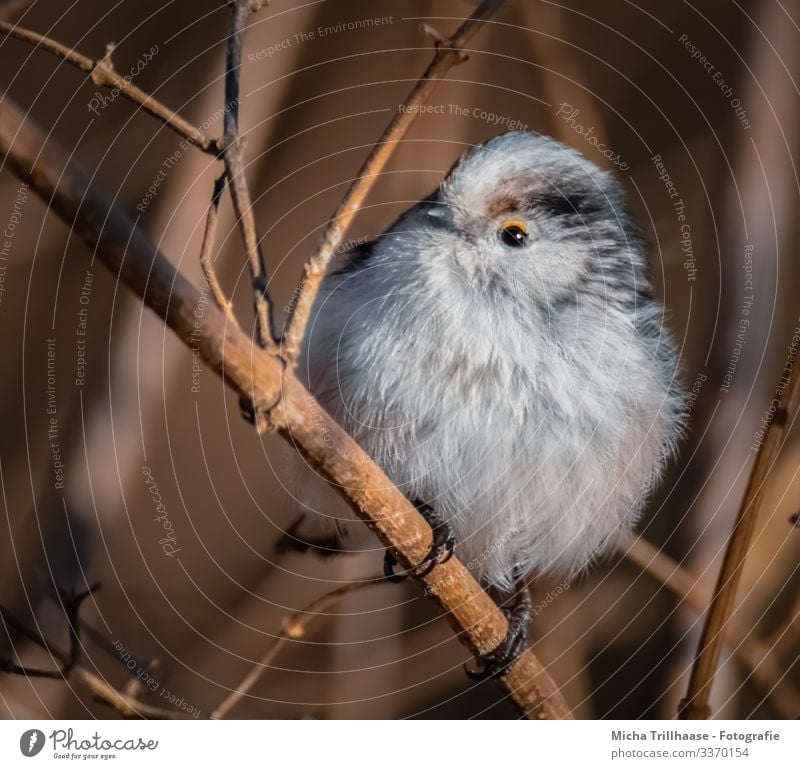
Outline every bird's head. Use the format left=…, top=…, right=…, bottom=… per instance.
left=397, top=132, right=645, bottom=311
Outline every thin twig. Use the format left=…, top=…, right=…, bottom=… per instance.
left=199, top=173, right=238, bottom=325
left=679, top=345, right=800, bottom=719
left=221, top=0, right=274, bottom=351
left=0, top=582, right=100, bottom=679
left=281, top=0, right=506, bottom=361
left=0, top=96, right=570, bottom=718
left=212, top=575, right=383, bottom=719
left=0, top=21, right=218, bottom=153
left=622, top=535, right=800, bottom=718
left=0, top=603, right=184, bottom=719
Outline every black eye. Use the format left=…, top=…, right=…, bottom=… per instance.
left=499, top=220, right=529, bottom=248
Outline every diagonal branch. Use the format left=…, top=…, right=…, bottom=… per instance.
left=281, top=0, right=506, bottom=361
left=0, top=601, right=185, bottom=719
left=622, top=535, right=800, bottom=719
left=0, top=21, right=218, bottom=153
left=679, top=346, right=800, bottom=719
left=0, top=93, right=570, bottom=720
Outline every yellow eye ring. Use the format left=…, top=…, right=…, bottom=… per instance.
left=499, top=219, right=529, bottom=248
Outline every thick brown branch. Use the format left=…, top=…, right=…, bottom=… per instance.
left=0, top=93, right=570, bottom=720
left=679, top=350, right=800, bottom=719
left=0, top=21, right=218, bottom=153
left=281, top=0, right=506, bottom=360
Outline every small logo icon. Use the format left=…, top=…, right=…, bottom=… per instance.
left=19, top=729, right=45, bottom=757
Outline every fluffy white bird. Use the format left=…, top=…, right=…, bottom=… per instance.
left=290, top=132, right=684, bottom=603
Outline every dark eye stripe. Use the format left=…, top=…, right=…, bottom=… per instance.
left=539, top=194, right=584, bottom=216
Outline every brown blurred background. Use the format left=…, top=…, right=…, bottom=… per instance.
left=1, top=0, right=799, bottom=719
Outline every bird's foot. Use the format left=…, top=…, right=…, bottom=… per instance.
left=275, top=515, right=343, bottom=558
left=465, top=586, right=532, bottom=680
left=383, top=503, right=455, bottom=582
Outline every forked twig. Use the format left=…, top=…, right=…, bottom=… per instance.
left=281, top=0, right=506, bottom=360
left=0, top=0, right=570, bottom=715
left=0, top=592, right=184, bottom=718
left=212, top=575, right=384, bottom=719
left=0, top=21, right=218, bottom=153
left=1, top=92, right=569, bottom=721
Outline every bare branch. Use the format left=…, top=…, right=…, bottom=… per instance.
left=0, top=602, right=185, bottom=719
left=281, top=0, right=506, bottom=361
left=622, top=535, right=800, bottom=718
left=0, top=93, right=570, bottom=720
left=0, top=21, right=218, bottom=153
left=220, top=0, right=275, bottom=350
left=212, top=575, right=384, bottom=719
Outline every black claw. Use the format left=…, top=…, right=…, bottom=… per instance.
left=383, top=551, right=409, bottom=583
left=465, top=587, right=532, bottom=680
left=383, top=503, right=455, bottom=583
left=239, top=396, right=256, bottom=424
